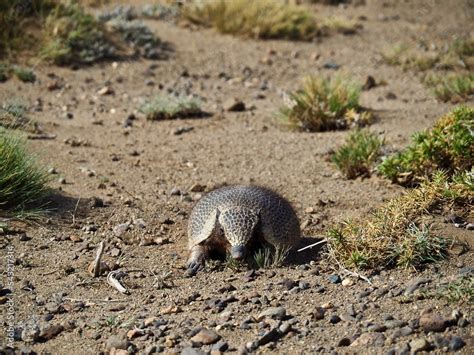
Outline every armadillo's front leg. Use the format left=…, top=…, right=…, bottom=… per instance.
left=185, top=245, right=207, bottom=277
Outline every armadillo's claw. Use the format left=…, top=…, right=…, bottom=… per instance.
left=184, top=260, right=204, bottom=277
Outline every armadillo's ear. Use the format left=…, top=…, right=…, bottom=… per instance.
left=194, top=208, right=220, bottom=245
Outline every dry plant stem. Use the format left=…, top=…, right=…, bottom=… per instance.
left=64, top=297, right=125, bottom=303
left=297, top=238, right=327, bottom=252
left=107, top=270, right=129, bottom=294
left=71, top=197, right=81, bottom=226
left=93, top=241, right=105, bottom=277
left=331, top=253, right=373, bottom=284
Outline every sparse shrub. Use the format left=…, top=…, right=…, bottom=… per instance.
left=423, top=73, right=474, bottom=103
left=320, top=16, right=359, bottom=35
left=378, top=106, right=474, bottom=185
left=279, top=75, right=370, bottom=131
left=327, top=170, right=472, bottom=269
left=41, top=3, right=117, bottom=65
left=0, top=127, right=50, bottom=212
left=0, top=100, right=31, bottom=129
left=332, top=129, right=384, bottom=179
left=13, top=67, right=36, bottom=83
left=182, top=0, right=318, bottom=40
left=140, top=95, right=204, bottom=120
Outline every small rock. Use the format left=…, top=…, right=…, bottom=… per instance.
left=351, top=333, right=385, bottom=347
left=329, top=315, right=341, bottom=324
left=113, top=223, right=130, bottom=237
left=465, top=223, right=474, bottom=230
left=312, top=307, right=326, bottom=320
left=385, top=92, right=397, bottom=100
left=257, top=306, right=286, bottom=321
left=362, top=75, right=376, bottom=90
left=341, top=278, right=354, bottom=287
left=410, top=338, right=430, bottom=353
left=444, top=214, right=465, bottom=225
left=190, top=328, right=221, bottom=345
left=39, top=323, right=64, bottom=341
left=223, top=98, right=245, bottom=112
left=211, top=341, right=229, bottom=352
left=181, top=348, right=205, bottom=355
left=419, top=312, right=446, bottom=332
left=338, top=338, right=351, bottom=347
left=328, top=275, right=341, bottom=284
left=257, top=328, right=280, bottom=346
left=106, top=334, right=128, bottom=350
left=282, top=278, right=296, bottom=290
left=98, top=86, right=114, bottom=96
left=448, top=336, right=465, bottom=351
left=173, top=126, right=194, bottom=135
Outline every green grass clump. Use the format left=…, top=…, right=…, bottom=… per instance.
left=182, top=0, right=318, bottom=40
left=0, top=127, right=50, bottom=212
left=423, top=73, right=474, bottom=103
left=140, top=95, right=203, bottom=120
left=327, top=170, right=473, bottom=269
left=378, top=106, right=474, bottom=186
left=332, top=130, right=384, bottom=179
left=253, top=245, right=291, bottom=269
left=435, top=276, right=474, bottom=304
left=13, top=67, right=36, bottom=83
left=280, top=75, right=371, bottom=132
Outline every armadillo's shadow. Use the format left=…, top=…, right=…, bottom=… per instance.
left=286, top=236, right=327, bottom=266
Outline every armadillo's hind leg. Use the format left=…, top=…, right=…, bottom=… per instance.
left=185, top=245, right=207, bottom=277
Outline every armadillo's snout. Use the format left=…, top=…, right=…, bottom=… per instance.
left=230, top=245, right=247, bottom=260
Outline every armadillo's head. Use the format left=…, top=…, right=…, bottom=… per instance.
left=218, top=206, right=259, bottom=260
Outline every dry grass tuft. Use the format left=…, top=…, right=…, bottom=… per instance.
left=140, top=95, right=204, bottom=120
left=279, top=75, right=371, bottom=131
left=423, top=73, right=474, bottom=103
left=327, top=170, right=473, bottom=269
left=182, top=0, right=318, bottom=40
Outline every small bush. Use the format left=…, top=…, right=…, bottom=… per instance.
left=41, top=3, right=117, bottom=65
left=140, top=95, right=203, bottom=120
left=280, top=75, right=371, bottom=131
left=13, top=67, right=36, bottom=83
left=327, top=170, right=472, bottom=269
left=378, top=106, right=474, bottom=186
left=182, top=0, right=318, bottom=40
left=0, top=127, right=49, bottom=212
left=0, top=101, right=31, bottom=129
left=423, top=73, right=474, bottom=103
left=332, top=130, right=384, bottom=179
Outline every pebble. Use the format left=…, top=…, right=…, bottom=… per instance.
left=337, top=338, right=351, bottom=347
left=257, top=306, right=286, bottom=321
left=328, top=275, right=341, bottom=284
left=181, top=347, right=206, bottom=355
left=181, top=348, right=205, bottom=355
left=419, top=312, right=446, bottom=332
left=466, top=223, right=474, bottom=230
left=448, top=336, right=465, bottom=351
left=211, top=341, right=229, bottom=352
left=312, top=307, right=326, bottom=320
left=384, top=320, right=407, bottom=329
left=113, top=223, right=130, bottom=237
left=341, top=278, right=353, bottom=287
left=282, top=278, right=296, bottom=290
left=190, top=328, right=221, bottom=345
left=409, top=338, right=430, bottom=353
left=106, top=334, right=128, bottom=350
left=329, top=315, right=341, bottom=324
left=223, top=98, right=246, bottom=112
left=351, top=333, right=385, bottom=347
left=39, top=323, right=64, bottom=341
